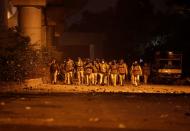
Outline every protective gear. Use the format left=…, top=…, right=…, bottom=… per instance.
left=118, top=60, right=128, bottom=86
left=85, top=62, right=93, bottom=85
left=58, top=63, right=65, bottom=82
left=110, top=61, right=118, bottom=86
left=76, top=57, right=84, bottom=85
left=91, top=61, right=99, bottom=85
left=131, top=62, right=142, bottom=86
left=142, top=63, right=150, bottom=84
left=50, top=59, right=59, bottom=84
left=99, top=62, right=109, bottom=85
left=102, top=59, right=105, bottom=64
left=65, top=58, right=74, bottom=84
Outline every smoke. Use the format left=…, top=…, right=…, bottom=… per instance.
left=65, top=0, right=118, bottom=28
left=149, top=0, right=169, bottom=14
left=84, top=0, right=118, bottom=13
left=65, top=0, right=172, bottom=28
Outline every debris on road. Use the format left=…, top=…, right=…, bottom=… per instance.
left=160, top=114, right=169, bottom=118
left=118, top=123, right=126, bottom=128
left=25, top=106, right=31, bottom=110
left=175, top=105, right=181, bottom=109
left=0, top=102, right=5, bottom=106
left=1, top=83, right=190, bottom=94
left=44, top=101, right=51, bottom=104
left=44, top=118, right=54, bottom=122
left=20, top=97, right=25, bottom=100
left=89, top=117, right=100, bottom=122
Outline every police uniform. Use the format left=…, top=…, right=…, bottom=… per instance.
left=50, top=59, right=59, bottom=84
left=91, top=61, right=99, bottom=85
left=65, top=58, right=74, bottom=84
left=76, top=58, right=84, bottom=85
left=99, top=61, right=109, bottom=85
left=110, top=61, right=118, bottom=86
left=142, top=63, right=150, bottom=84
left=131, top=61, right=142, bottom=86
left=59, top=63, right=65, bottom=82
left=118, top=62, right=128, bottom=86
left=85, top=62, right=93, bottom=85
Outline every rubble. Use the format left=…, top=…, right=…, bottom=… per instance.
left=160, top=114, right=169, bottom=118
left=89, top=117, right=100, bottom=122
left=118, top=123, right=126, bottom=128
left=24, top=78, right=43, bottom=88
left=44, top=118, right=55, bottom=122
left=0, top=102, right=5, bottom=106
left=25, top=106, right=31, bottom=110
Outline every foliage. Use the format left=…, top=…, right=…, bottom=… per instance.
left=0, top=29, right=48, bottom=82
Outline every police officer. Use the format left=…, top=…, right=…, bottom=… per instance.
left=109, top=60, right=118, bottom=86
left=49, top=59, right=59, bottom=84
left=99, top=59, right=109, bottom=85
left=59, top=63, right=65, bottom=82
left=76, top=57, right=84, bottom=85
left=92, top=60, right=99, bottom=85
left=85, top=60, right=93, bottom=85
left=142, top=63, right=150, bottom=84
left=118, top=59, right=128, bottom=86
left=65, top=57, right=74, bottom=85
left=131, top=61, right=142, bottom=86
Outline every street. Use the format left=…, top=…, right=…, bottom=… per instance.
left=0, top=93, right=190, bottom=131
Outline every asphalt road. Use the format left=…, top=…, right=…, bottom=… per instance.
left=0, top=93, right=190, bottom=131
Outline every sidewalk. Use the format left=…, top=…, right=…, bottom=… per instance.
left=1, top=82, right=190, bottom=94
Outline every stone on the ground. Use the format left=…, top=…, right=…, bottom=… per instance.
left=24, top=78, right=43, bottom=88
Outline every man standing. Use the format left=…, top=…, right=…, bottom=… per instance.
left=49, top=59, right=59, bottom=84
left=92, top=60, right=99, bottom=85
left=76, top=57, right=84, bottom=85
left=65, top=57, right=74, bottom=85
left=118, top=59, right=128, bottom=86
left=99, top=59, right=109, bottom=85
left=59, top=63, right=65, bottom=82
left=131, top=61, right=142, bottom=86
left=109, top=60, right=118, bottom=86
left=85, top=60, right=93, bottom=86
left=142, top=63, right=151, bottom=84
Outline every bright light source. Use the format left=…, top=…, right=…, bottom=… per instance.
left=168, top=51, right=173, bottom=55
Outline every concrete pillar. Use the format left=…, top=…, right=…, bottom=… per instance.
left=18, top=6, right=42, bottom=49
left=12, top=0, right=46, bottom=50
left=0, top=0, right=8, bottom=30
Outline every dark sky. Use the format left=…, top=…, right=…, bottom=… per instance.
left=65, top=0, right=172, bottom=27
left=47, top=0, right=190, bottom=61
left=47, top=0, right=190, bottom=31
left=61, top=0, right=189, bottom=25
left=48, top=0, right=174, bottom=27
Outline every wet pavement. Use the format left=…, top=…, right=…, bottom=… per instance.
left=0, top=93, right=190, bottom=131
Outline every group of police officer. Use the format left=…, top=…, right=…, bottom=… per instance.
left=49, top=57, right=151, bottom=86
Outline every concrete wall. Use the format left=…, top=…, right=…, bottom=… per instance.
left=58, top=32, right=105, bottom=59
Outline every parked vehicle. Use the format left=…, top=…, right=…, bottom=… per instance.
left=151, top=51, right=183, bottom=83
